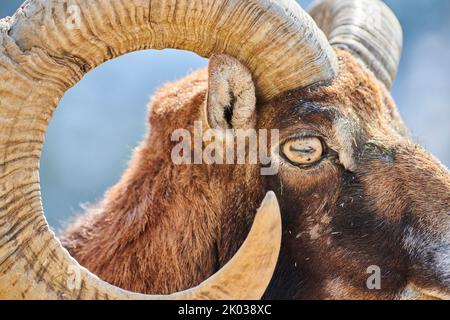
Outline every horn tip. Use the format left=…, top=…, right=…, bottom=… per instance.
left=265, top=190, right=276, bottom=200
left=262, top=191, right=279, bottom=211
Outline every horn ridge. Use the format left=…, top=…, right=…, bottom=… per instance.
left=0, top=0, right=307, bottom=299
left=309, top=0, right=403, bottom=89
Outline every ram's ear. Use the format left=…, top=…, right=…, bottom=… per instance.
left=206, top=54, right=257, bottom=130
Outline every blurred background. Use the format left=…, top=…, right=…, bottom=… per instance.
left=1, top=0, right=450, bottom=229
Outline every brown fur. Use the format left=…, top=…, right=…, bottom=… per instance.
left=61, top=50, right=450, bottom=299
left=61, top=70, right=263, bottom=294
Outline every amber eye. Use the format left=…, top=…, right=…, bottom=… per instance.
left=282, top=137, right=325, bottom=166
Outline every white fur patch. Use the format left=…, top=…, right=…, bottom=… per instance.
left=309, top=224, right=322, bottom=240
left=333, top=117, right=358, bottom=171
left=325, top=277, right=350, bottom=299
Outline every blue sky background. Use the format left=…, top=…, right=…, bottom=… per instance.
left=1, top=0, right=450, bottom=228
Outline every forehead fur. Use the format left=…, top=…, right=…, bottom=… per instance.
left=265, top=49, right=408, bottom=140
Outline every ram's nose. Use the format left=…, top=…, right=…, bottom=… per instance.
left=388, top=145, right=450, bottom=299
left=403, top=229, right=450, bottom=299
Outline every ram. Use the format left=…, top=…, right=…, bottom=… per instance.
left=0, top=0, right=449, bottom=300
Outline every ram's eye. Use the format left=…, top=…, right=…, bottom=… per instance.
left=282, top=137, right=325, bottom=166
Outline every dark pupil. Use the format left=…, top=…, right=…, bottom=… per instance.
left=290, top=145, right=315, bottom=155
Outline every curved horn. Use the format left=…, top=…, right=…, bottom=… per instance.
left=6, top=0, right=338, bottom=102
left=0, top=191, right=281, bottom=299
left=0, top=0, right=333, bottom=300
left=309, top=0, right=403, bottom=89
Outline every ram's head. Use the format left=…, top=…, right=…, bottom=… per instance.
left=0, top=0, right=449, bottom=300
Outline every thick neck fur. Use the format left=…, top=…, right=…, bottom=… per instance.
left=61, top=70, right=263, bottom=295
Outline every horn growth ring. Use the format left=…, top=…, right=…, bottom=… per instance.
left=0, top=0, right=307, bottom=300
